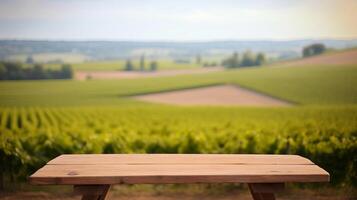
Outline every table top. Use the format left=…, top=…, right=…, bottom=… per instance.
left=29, top=154, right=329, bottom=185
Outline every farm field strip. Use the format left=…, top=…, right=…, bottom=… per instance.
left=45, top=59, right=202, bottom=71
left=134, top=84, right=292, bottom=106
left=75, top=67, right=224, bottom=80
left=279, top=49, right=357, bottom=67
left=1, top=64, right=357, bottom=106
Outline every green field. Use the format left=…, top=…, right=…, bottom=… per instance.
left=1, top=64, right=357, bottom=187
left=45, top=59, right=201, bottom=71
left=1, top=65, right=356, bottom=106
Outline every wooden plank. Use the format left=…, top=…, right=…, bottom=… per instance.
left=29, top=164, right=329, bottom=185
left=74, top=185, right=110, bottom=195
left=74, top=185, right=111, bottom=200
left=48, top=154, right=314, bottom=165
left=248, top=183, right=282, bottom=200
left=248, top=183, right=284, bottom=193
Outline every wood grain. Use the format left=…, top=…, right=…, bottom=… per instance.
left=29, top=162, right=329, bottom=185
left=29, top=154, right=330, bottom=200
left=48, top=154, right=314, bottom=165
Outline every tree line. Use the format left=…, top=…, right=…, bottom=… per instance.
left=222, top=51, right=266, bottom=68
left=302, top=43, right=326, bottom=57
left=124, top=55, right=158, bottom=71
left=0, top=62, right=73, bottom=80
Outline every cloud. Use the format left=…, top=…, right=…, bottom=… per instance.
left=0, top=0, right=356, bottom=40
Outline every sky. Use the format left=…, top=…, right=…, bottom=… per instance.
left=0, top=0, right=356, bottom=41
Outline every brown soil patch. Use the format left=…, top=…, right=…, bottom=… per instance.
left=134, top=85, right=290, bottom=107
left=76, top=67, right=224, bottom=80
left=282, top=49, right=357, bottom=66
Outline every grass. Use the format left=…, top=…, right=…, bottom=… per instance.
left=0, top=65, right=356, bottom=106
left=227, top=65, right=357, bottom=105
left=271, top=48, right=357, bottom=67
left=1, top=63, right=357, bottom=188
left=45, top=59, right=201, bottom=71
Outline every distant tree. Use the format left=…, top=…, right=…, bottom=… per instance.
left=303, top=48, right=313, bottom=57
left=3, top=62, right=23, bottom=79
left=303, top=43, right=326, bottom=57
left=196, top=54, right=201, bottom=65
left=0, top=62, right=73, bottom=80
left=231, top=52, right=240, bottom=68
left=150, top=61, right=158, bottom=71
left=223, top=52, right=239, bottom=68
left=124, top=59, right=134, bottom=71
left=241, top=51, right=255, bottom=67
left=255, top=53, right=266, bottom=66
left=0, top=63, right=6, bottom=80
left=32, top=64, right=45, bottom=79
left=26, top=55, right=34, bottom=64
left=210, top=62, right=217, bottom=67
left=60, top=64, right=74, bottom=79
left=139, top=55, right=145, bottom=71
left=203, top=62, right=217, bottom=67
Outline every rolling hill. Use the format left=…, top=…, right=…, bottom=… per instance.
left=279, top=48, right=357, bottom=66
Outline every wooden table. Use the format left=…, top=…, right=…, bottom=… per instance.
left=29, top=154, right=329, bottom=200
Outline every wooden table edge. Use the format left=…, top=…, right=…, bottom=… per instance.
left=29, top=174, right=330, bottom=185
left=28, top=154, right=330, bottom=200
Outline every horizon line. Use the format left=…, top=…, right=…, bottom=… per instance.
left=1, top=37, right=357, bottom=43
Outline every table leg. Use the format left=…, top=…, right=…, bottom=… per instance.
left=74, top=184, right=111, bottom=200
left=248, top=183, right=284, bottom=200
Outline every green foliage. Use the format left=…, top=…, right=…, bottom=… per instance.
left=25, top=56, right=34, bottom=64
left=222, top=52, right=239, bottom=68
left=222, top=51, right=266, bottom=68
left=60, top=64, right=74, bottom=78
left=303, top=43, right=326, bottom=57
left=196, top=54, right=202, bottom=64
left=124, top=59, right=134, bottom=71
left=150, top=61, right=158, bottom=71
left=241, top=51, right=256, bottom=67
left=0, top=62, right=73, bottom=80
left=0, top=63, right=6, bottom=78
left=0, top=106, right=356, bottom=185
left=140, top=55, right=145, bottom=71
left=203, top=62, right=217, bottom=67
left=255, top=53, right=266, bottom=66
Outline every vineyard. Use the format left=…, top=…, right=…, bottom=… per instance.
left=1, top=64, right=357, bottom=188
left=1, top=106, right=357, bottom=186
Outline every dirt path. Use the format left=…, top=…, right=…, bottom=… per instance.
left=75, top=67, right=224, bottom=80
left=134, top=85, right=291, bottom=107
